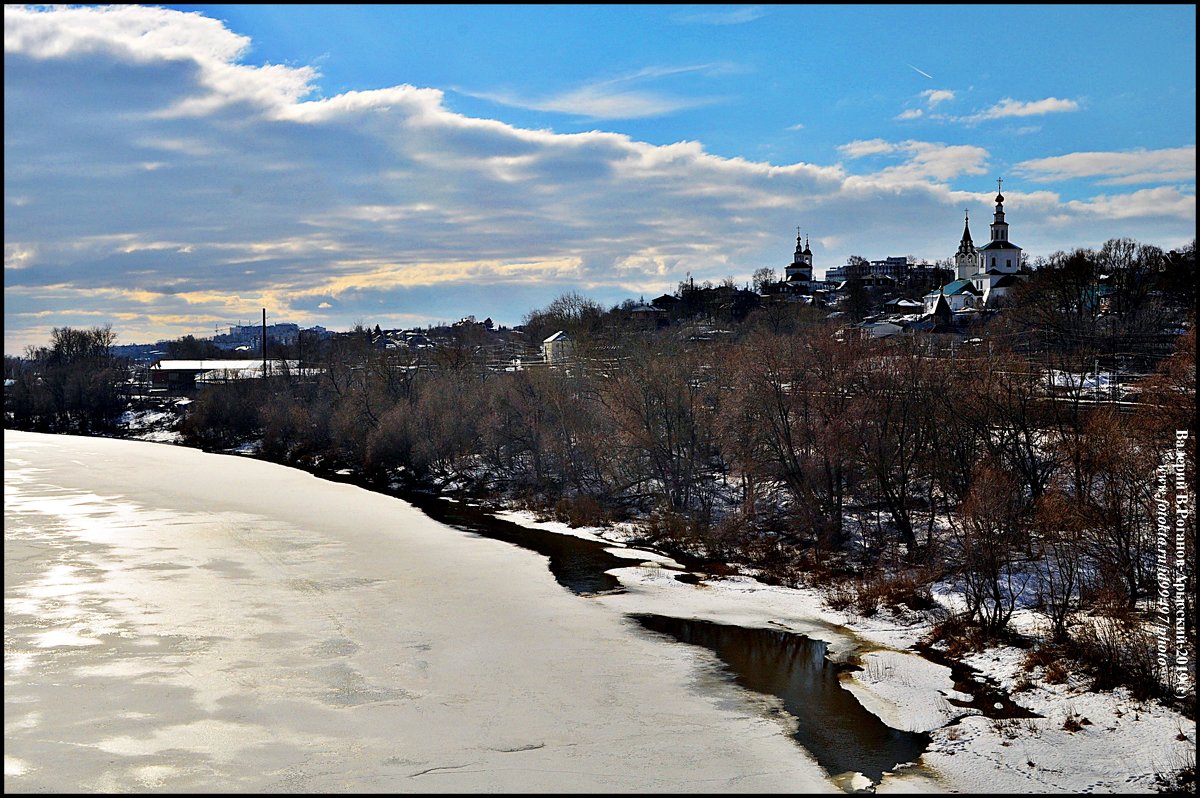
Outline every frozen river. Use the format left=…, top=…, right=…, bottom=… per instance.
left=4, top=431, right=836, bottom=793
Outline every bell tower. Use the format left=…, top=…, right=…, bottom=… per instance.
left=954, top=210, right=979, bottom=280
left=784, top=226, right=813, bottom=291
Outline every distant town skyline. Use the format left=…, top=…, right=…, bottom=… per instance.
left=4, top=4, right=1196, bottom=354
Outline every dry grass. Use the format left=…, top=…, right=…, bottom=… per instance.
left=552, top=494, right=607, bottom=527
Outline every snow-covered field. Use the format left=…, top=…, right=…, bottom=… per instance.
left=5, top=431, right=1194, bottom=793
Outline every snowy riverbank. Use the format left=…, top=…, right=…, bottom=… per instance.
left=493, top=509, right=1197, bottom=793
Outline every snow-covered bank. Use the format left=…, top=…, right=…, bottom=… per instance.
left=4, top=431, right=837, bottom=793
left=117, top=398, right=188, bottom=444
left=494, top=508, right=1197, bottom=793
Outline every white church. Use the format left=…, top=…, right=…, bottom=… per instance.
left=924, top=180, right=1028, bottom=315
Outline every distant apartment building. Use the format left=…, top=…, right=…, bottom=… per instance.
left=825, top=256, right=911, bottom=284
left=824, top=264, right=848, bottom=283
left=212, top=322, right=301, bottom=350
left=869, top=256, right=910, bottom=280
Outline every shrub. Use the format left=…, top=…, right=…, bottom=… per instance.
left=1068, top=616, right=1164, bottom=700
left=879, top=571, right=937, bottom=612
left=850, top=570, right=937, bottom=618
left=179, top=380, right=264, bottom=449
left=823, top=579, right=857, bottom=613
left=553, top=494, right=606, bottom=528
left=1022, top=643, right=1071, bottom=684
left=1044, top=659, right=1070, bottom=685
left=928, top=615, right=989, bottom=657
left=642, top=509, right=690, bottom=543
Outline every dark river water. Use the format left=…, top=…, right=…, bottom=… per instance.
left=392, top=489, right=931, bottom=787
left=634, top=614, right=930, bottom=784
left=394, top=491, right=631, bottom=595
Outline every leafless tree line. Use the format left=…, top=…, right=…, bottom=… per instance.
left=168, top=312, right=1192, bottom=646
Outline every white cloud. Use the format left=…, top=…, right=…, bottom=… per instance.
left=5, top=243, right=36, bottom=271
left=839, top=139, right=899, bottom=159
left=910, top=95, right=1078, bottom=126
left=4, top=4, right=250, bottom=62
left=920, top=89, right=955, bottom=107
left=5, top=4, right=317, bottom=119
left=671, top=6, right=768, bottom=25
left=1014, top=146, right=1197, bottom=186
left=838, top=140, right=987, bottom=182
left=468, top=84, right=716, bottom=120
left=858, top=142, right=990, bottom=185
left=459, top=64, right=734, bottom=121
left=963, top=96, right=1080, bottom=122
left=1065, top=187, right=1196, bottom=220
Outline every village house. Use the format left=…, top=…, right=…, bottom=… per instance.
left=542, top=330, right=572, bottom=363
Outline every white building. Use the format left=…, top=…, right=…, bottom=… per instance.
left=542, top=330, right=572, bottom=363
left=940, top=179, right=1028, bottom=307
left=954, top=211, right=979, bottom=280
left=782, top=228, right=814, bottom=293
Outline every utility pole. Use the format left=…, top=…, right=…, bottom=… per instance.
left=1112, top=355, right=1119, bottom=403
left=262, top=307, right=267, bottom=377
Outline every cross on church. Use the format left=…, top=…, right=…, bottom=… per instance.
left=996, top=177, right=1003, bottom=193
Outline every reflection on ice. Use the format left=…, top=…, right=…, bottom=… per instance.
left=33, top=627, right=101, bottom=647
left=95, top=719, right=260, bottom=761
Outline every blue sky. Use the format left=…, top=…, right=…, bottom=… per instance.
left=4, top=4, right=1196, bottom=352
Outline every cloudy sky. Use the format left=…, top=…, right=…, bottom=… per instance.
left=4, top=4, right=1195, bottom=353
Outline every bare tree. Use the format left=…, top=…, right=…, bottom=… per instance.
left=751, top=267, right=778, bottom=293
left=1076, top=408, right=1158, bottom=608
left=601, top=334, right=720, bottom=520
left=850, top=339, right=938, bottom=556
left=1032, top=489, right=1088, bottom=641
left=951, top=464, right=1031, bottom=635
left=12, top=325, right=126, bottom=433
left=720, top=325, right=862, bottom=549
